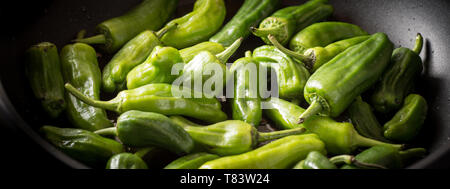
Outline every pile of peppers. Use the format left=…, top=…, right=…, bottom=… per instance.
left=26, top=0, right=429, bottom=169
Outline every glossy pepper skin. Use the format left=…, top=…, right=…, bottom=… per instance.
left=348, top=96, right=388, bottom=142
left=40, top=125, right=124, bottom=167
left=164, top=153, right=219, bottom=169
left=299, top=33, right=394, bottom=123
left=95, top=111, right=194, bottom=155
left=106, top=153, right=148, bottom=169
left=75, top=0, right=178, bottom=53
left=383, top=94, right=428, bottom=142
left=298, top=151, right=337, bottom=169
left=64, top=83, right=227, bottom=123
left=210, top=0, right=280, bottom=46
left=179, top=41, right=225, bottom=63
left=370, top=34, right=424, bottom=113
left=199, top=134, right=326, bottom=169
left=60, top=43, right=113, bottom=131
left=289, top=22, right=368, bottom=54
left=263, top=98, right=401, bottom=155
left=159, top=0, right=226, bottom=49
left=251, top=0, right=333, bottom=45
left=253, top=45, right=310, bottom=100
left=25, top=42, right=66, bottom=118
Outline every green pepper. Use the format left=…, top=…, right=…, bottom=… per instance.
left=251, top=0, right=333, bottom=45
left=75, top=0, right=178, bottom=53
left=289, top=22, right=368, bottom=54
left=370, top=34, right=424, bottom=113
left=106, top=153, right=148, bottom=169
left=64, top=83, right=227, bottom=123
left=269, top=35, right=370, bottom=71
left=60, top=43, right=113, bottom=131
left=40, top=125, right=124, bottom=167
left=179, top=41, right=225, bottom=63
left=95, top=110, right=194, bottom=155
left=159, top=0, right=226, bottom=49
left=264, top=98, right=401, bottom=155
left=341, top=145, right=426, bottom=169
left=348, top=96, right=388, bottom=142
left=164, top=153, right=220, bottom=169
left=133, top=147, right=179, bottom=169
left=383, top=94, right=428, bottom=142
left=210, top=0, right=280, bottom=46
left=252, top=45, right=310, bottom=101
left=25, top=42, right=66, bottom=118
left=298, top=33, right=394, bottom=123
left=300, top=151, right=337, bottom=169
left=199, top=134, right=325, bottom=169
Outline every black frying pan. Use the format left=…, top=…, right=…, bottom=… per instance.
left=0, top=0, right=449, bottom=169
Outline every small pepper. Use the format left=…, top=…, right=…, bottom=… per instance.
left=60, top=43, right=113, bottom=131
left=106, top=153, right=148, bottom=169
left=159, top=0, right=226, bottom=49
left=25, top=42, right=66, bottom=118
left=289, top=22, right=368, bottom=54
left=251, top=0, right=333, bottom=45
left=179, top=41, right=225, bottom=63
left=370, top=33, right=424, bottom=113
left=75, top=0, right=178, bottom=53
left=199, top=134, right=326, bottom=169
left=64, top=83, right=227, bottom=123
left=293, top=151, right=389, bottom=169
left=164, top=153, right=220, bottom=169
left=383, top=94, right=428, bottom=142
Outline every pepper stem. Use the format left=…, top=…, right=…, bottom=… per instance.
left=412, top=33, right=423, bottom=54
left=257, top=127, right=306, bottom=143
left=73, top=34, right=106, bottom=44
left=64, top=83, right=118, bottom=112
left=156, top=23, right=178, bottom=39
left=216, top=37, right=243, bottom=63
left=268, top=34, right=313, bottom=66
left=329, top=155, right=388, bottom=169
left=76, top=30, right=87, bottom=40
left=94, top=127, right=117, bottom=136
left=245, top=50, right=252, bottom=58
left=298, top=100, right=323, bottom=124
left=354, top=133, right=403, bottom=150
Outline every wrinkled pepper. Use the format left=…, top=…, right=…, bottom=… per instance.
left=75, top=0, right=178, bottom=53
left=25, top=42, right=66, bottom=118
left=348, top=96, right=388, bottom=142
left=40, top=125, right=124, bottom=167
left=370, top=33, right=424, bottom=113
left=383, top=94, right=428, bottom=142
left=199, top=134, right=325, bottom=169
left=294, top=151, right=388, bottom=169
left=64, top=83, right=227, bottom=123
left=159, top=0, right=226, bottom=49
left=95, top=110, right=194, bottom=155
left=210, top=0, right=280, bottom=46
left=60, top=43, right=113, bottom=131
left=106, top=153, right=148, bottom=169
left=298, top=33, right=394, bottom=123
left=164, top=153, right=220, bottom=169
left=251, top=0, right=333, bottom=45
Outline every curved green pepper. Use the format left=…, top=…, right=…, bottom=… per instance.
left=60, top=43, right=113, bottom=131
left=25, top=42, right=66, bottom=118
left=95, top=110, right=194, bottom=155
left=348, top=96, right=388, bottom=142
left=300, top=151, right=337, bottom=169
left=40, top=125, right=124, bottom=167
left=210, top=0, right=280, bottom=46
left=251, top=0, right=333, bottom=45
left=64, top=83, right=227, bottom=123
left=164, top=153, right=219, bottom=169
left=106, top=153, right=148, bottom=169
left=289, top=22, right=368, bottom=54
left=370, top=33, right=424, bottom=113
left=269, top=35, right=370, bottom=71
left=199, top=134, right=326, bottom=169
left=253, top=45, right=310, bottom=100
left=159, top=0, right=226, bottom=49
left=383, top=94, right=428, bottom=142
left=179, top=41, right=225, bottom=63
left=298, top=33, right=394, bottom=123
left=75, top=0, right=178, bottom=53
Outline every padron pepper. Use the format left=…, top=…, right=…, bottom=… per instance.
left=60, top=43, right=113, bottom=131
left=159, top=0, right=226, bottom=49
left=210, top=0, right=280, bottom=46
left=40, top=125, right=124, bottom=167
left=75, top=0, right=178, bottom=53
left=263, top=98, right=401, bottom=155
left=179, top=41, right=225, bottom=63
left=294, top=151, right=388, bottom=169
left=25, top=42, right=66, bottom=118
left=298, top=33, right=394, bottom=123
left=383, top=94, right=428, bottom=142
left=164, top=153, right=220, bottom=169
left=64, top=83, right=227, bottom=123
left=199, top=134, right=326, bottom=169
left=95, top=110, right=194, bottom=155
left=251, top=0, right=333, bottom=45
left=370, top=33, right=424, bottom=113
left=106, top=153, right=148, bottom=169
